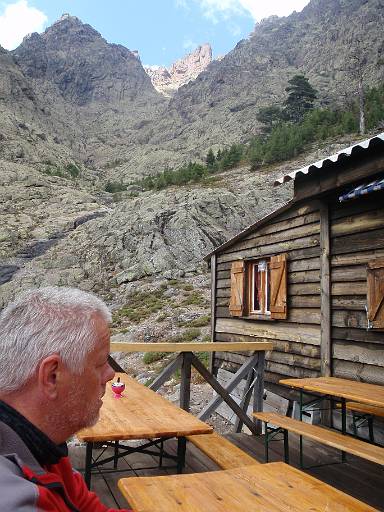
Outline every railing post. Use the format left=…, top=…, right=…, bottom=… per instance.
left=180, top=352, right=193, bottom=412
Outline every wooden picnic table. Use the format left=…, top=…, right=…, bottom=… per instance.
left=118, top=461, right=376, bottom=512
left=280, top=376, right=384, bottom=464
left=110, top=341, right=273, bottom=435
left=280, top=377, right=384, bottom=408
left=77, top=373, right=212, bottom=487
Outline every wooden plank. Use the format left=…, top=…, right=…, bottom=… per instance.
left=266, top=361, right=319, bottom=379
left=243, top=211, right=320, bottom=240
left=332, top=266, right=367, bottom=282
left=110, top=341, right=273, bottom=353
left=77, top=373, right=212, bottom=442
left=332, top=282, right=366, bottom=296
left=331, top=296, right=366, bottom=311
left=215, top=332, right=321, bottom=358
left=217, top=234, right=320, bottom=263
left=186, top=432, right=258, bottom=469
left=332, top=228, right=384, bottom=255
left=216, top=306, right=320, bottom=324
left=320, top=202, right=331, bottom=377
left=332, top=310, right=367, bottom=329
left=331, top=248, right=384, bottom=267
left=217, top=268, right=320, bottom=284
left=232, top=222, right=320, bottom=253
left=266, top=351, right=320, bottom=371
left=217, top=256, right=320, bottom=272
left=332, top=326, right=384, bottom=344
left=290, top=282, right=321, bottom=295
left=332, top=208, right=384, bottom=237
left=215, top=318, right=321, bottom=345
left=333, top=360, right=384, bottom=385
left=289, top=295, right=321, bottom=308
left=333, top=340, right=384, bottom=367
left=210, top=254, right=217, bottom=344
left=254, top=411, right=384, bottom=465
left=118, top=461, right=376, bottom=512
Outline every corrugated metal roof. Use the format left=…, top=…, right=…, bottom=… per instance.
left=274, top=132, right=384, bottom=186
left=339, top=176, right=384, bottom=202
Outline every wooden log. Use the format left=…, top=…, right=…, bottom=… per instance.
left=266, top=351, right=321, bottom=371
left=331, top=249, right=384, bottom=267
left=332, top=326, right=384, bottom=345
left=289, top=257, right=320, bottom=272
left=333, top=340, right=384, bottom=367
left=332, top=209, right=384, bottom=237
left=332, top=310, right=367, bottom=329
left=215, top=332, right=320, bottom=357
left=332, top=266, right=367, bottom=282
left=332, top=228, right=384, bottom=255
left=332, top=282, right=366, bottom=295
left=288, top=270, right=320, bottom=283
left=265, top=360, right=320, bottom=379
left=290, top=282, right=321, bottom=295
left=331, top=296, right=367, bottom=311
left=320, top=202, right=331, bottom=378
left=333, top=360, right=384, bottom=385
left=215, top=317, right=321, bottom=345
left=234, top=222, right=320, bottom=253
left=217, top=234, right=320, bottom=263
left=215, top=306, right=321, bottom=325
left=289, top=295, right=321, bottom=308
left=243, top=211, right=320, bottom=240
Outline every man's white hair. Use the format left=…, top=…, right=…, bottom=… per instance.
left=0, top=286, right=112, bottom=392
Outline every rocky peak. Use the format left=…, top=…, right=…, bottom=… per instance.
left=13, top=14, right=157, bottom=105
left=145, top=43, right=212, bottom=96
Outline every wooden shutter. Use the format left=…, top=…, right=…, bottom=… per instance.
left=229, top=260, right=245, bottom=317
left=367, top=258, right=384, bottom=329
left=270, top=254, right=288, bottom=320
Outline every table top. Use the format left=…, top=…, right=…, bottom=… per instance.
left=110, top=341, right=273, bottom=353
left=280, top=377, right=384, bottom=408
left=118, top=462, right=375, bottom=512
left=77, top=373, right=213, bottom=442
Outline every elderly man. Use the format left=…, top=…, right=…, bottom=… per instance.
left=0, top=286, right=131, bottom=511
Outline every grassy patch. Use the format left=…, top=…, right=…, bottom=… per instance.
left=178, top=328, right=201, bottom=342
left=143, top=352, right=168, bottom=365
left=180, top=291, right=206, bottom=307
left=178, top=315, right=210, bottom=328
left=112, top=287, right=169, bottom=326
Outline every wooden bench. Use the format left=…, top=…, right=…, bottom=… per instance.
left=186, top=432, right=258, bottom=469
left=254, top=411, right=384, bottom=467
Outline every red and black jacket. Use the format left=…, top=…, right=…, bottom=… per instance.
left=0, top=402, right=132, bottom=511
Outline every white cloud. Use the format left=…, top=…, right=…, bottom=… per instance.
left=0, top=0, right=47, bottom=50
left=183, top=38, right=198, bottom=51
left=196, top=0, right=310, bottom=23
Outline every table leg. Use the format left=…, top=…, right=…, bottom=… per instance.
left=264, top=422, right=269, bottom=463
left=113, top=440, right=119, bottom=469
left=283, top=429, right=290, bottom=464
left=341, top=397, right=346, bottom=462
left=85, top=442, right=93, bottom=489
left=177, top=437, right=186, bottom=474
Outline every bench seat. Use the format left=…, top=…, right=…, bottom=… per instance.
left=254, top=411, right=384, bottom=466
left=340, top=401, right=384, bottom=418
left=186, top=432, right=258, bottom=469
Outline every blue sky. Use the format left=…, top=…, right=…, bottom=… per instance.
left=0, top=0, right=310, bottom=67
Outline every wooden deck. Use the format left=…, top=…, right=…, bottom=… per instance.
left=69, top=433, right=384, bottom=510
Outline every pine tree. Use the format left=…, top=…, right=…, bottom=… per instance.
left=205, top=148, right=215, bottom=167
left=256, top=106, right=283, bottom=135
left=284, top=75, right=318, bottom=123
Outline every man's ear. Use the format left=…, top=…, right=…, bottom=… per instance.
left=37, top=354, right=61, bottom=400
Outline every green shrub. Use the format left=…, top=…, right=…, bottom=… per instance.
left=178, top=315, right=210, bottom=328
left=65, top=163, right=80, bottom=178
left=143, top=352, right=167, bottom=364
left=179, top=328, right=201, bottom=342
left=180, top=291, right=206, bottom=307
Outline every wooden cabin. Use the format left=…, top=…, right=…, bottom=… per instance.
left=206, top=133, right=384, bottom=407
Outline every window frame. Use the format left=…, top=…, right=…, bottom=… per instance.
left=248, top=259, right=271, bottom=317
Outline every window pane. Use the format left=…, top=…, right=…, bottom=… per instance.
left=253, top=264, right=260, bottom=311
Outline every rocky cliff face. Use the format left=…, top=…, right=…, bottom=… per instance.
left=145, top=44, right=212, bottom=96
left=1, top=0, right=383, bottom=315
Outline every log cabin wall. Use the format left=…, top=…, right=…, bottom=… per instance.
left=329, top=190, right=384, bottom=385
left=213, top=200, right=322, bottom=397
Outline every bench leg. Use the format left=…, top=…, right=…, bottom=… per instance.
left=264, top=422, right=269, bottom=463
left=368, top=417, right=375, bottom=443
left=283, top=429, right=289, bottom=464
left=84, top=442, right=93, bottom=489
left=159, top=439, right=164, bottom=468
left=177, top=437, right=186, bottom=474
